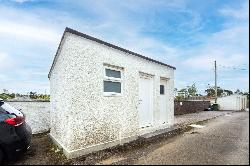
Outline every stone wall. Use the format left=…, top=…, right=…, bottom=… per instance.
left=6, top=101, right=50, bottom=134
left=174, top=100, right=211, bottom=115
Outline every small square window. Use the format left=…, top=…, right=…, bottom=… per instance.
left=104, top=81, right=121, bottom=93
left=105, top=69, right=121, bottom=78
left=160, top=85, right=165, bottom=94
left=103, top=65, right=123, bottom=95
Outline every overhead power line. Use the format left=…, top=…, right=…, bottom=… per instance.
left=218, top=64, right=247, bottom=70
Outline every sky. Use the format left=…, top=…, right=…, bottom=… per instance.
left=0, top=0, right=249, bottom=95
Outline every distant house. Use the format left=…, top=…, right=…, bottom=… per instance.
left=48, top=27, right=176, bottom=158
left=211, top=94, right=247, bottom=110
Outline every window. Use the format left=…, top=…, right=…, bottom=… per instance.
left=160, top=85, right=165, bottom=95
left=105, top=69, right=121, bottom=78
left=104, top=81, right=121, bottom=93
left=103, top=66, right=122, bottom=95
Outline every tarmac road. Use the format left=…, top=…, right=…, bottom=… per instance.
left=132, top=111, right=249, bottom=165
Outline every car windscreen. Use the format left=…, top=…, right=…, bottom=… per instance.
left=0, top=103, right=23, bottom=117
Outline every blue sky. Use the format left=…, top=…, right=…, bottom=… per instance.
left=0, top=0, right=249, bottom=94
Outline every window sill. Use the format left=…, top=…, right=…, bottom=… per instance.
left=103, top=93, right=123, bottom=97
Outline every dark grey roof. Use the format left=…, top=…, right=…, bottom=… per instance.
left=48, top=27, right=176, bottom=78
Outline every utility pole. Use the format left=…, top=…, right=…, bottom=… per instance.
left=215, top=60, right=217, bottom=103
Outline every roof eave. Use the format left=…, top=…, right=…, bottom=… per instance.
left=48, top=29, right=68, bottom=78
left=48, top=27, right=176, bottom=78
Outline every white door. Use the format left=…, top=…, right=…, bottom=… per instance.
left=160, top=79, right=167, bottom=124
left=138, top=74, right=153, bottom=128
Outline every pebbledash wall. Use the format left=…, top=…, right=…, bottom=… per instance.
left=6, top=101, right=50, bottom=134
left=48, top=28, right=175, bottom=159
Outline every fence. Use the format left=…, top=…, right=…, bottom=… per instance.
left=174, top=100, right=211, bottom=115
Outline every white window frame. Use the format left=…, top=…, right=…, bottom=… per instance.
left=103, top=65, right=123, bottom=96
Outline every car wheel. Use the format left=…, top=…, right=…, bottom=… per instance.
left=0, top=148, right=4, bottom=164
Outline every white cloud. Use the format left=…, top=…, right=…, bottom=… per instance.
left=0, top=52, right=15, bottom=70
left=182, top=24, right=249, bottom=71
left=0, top=20, right=60, bottom=44
left=180, top=24, right=248, bottom=92
left=9, top=0, right=33, bottom=3
left=0, top=5, right=61, bottom=43
left=0, top=52, right=15, bottom=90
left=175, top=1, right=249, bottom=92
left=114, top=34, right=180, bottom=63
left=219, top=1, right=249, bottom=20
left=0, top=5, right=60, bottom=93
left=0, top=5, right=63, bottom=45
left=0, top=74, right=8, bottom=81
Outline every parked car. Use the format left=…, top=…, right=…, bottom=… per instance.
left=0, top=98, right=32, bottom=163
left=204, top=104, right=212, bottom=111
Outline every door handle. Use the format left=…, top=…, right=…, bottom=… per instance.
left=139, top=99, right=142, bottom=104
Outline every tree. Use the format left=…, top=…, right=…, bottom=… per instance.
left=0, top=92, right=15, bottom=100
left=0, top=93, right=9, bottom=100
left=205, top=88, right=215, bottom=97
left=223, top=89, right=233, bottom=96
left=0, top=90, right=50, bottom=101
left=243, top=92, right=249, bottom=99
left=234, top=89, right=243, bottom=94
left=29, top=92, right=37, bottom=99
left=178, top=88, right=188, bottom=98
left=3, top=89, right=9, bottom=94
left=175, top=83, right=198, bottom=100
left=205, top=86, right=223, bottom=97
left=187, top=83, right=197, bottom=97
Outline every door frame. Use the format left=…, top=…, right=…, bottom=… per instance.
left=159, top=77, right=169, bottom=124
left=138, top=72, right=154, bottom=128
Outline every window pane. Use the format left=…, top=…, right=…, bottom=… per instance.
left=105, top=69, right=121, bottom=78
left=104, top=81, right=121, bottom=93
left=160, top=85, right=165, bottom=94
